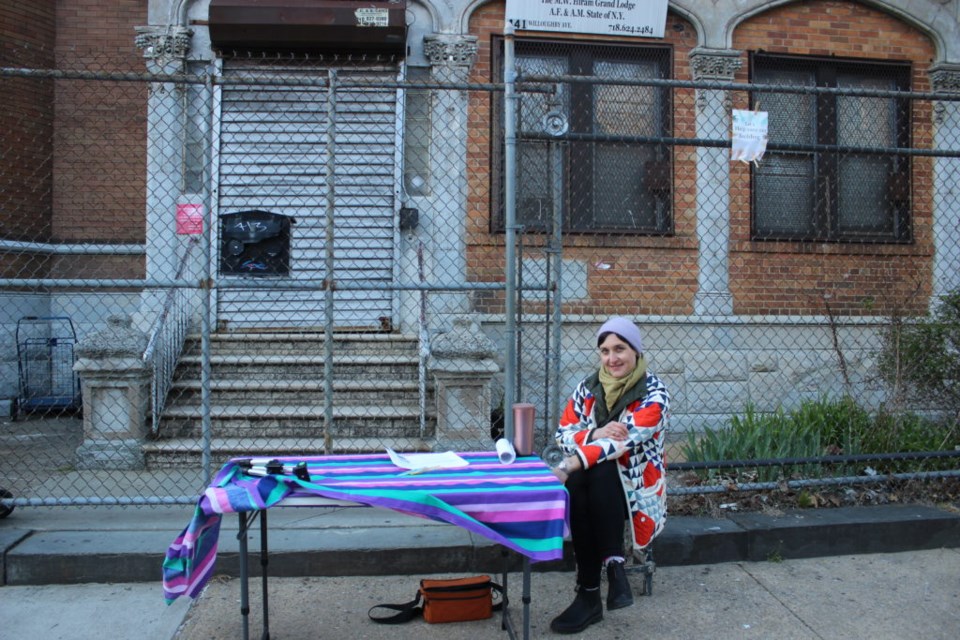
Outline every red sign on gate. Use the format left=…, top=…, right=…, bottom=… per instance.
left=176, top=203, right=204, bottom=235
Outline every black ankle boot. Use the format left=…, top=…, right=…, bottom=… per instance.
left=549, top=586, right=603, bottom=634
left=606, top=560, right=634, bottom=610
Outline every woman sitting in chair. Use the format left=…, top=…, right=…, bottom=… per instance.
left=548, top=317, right=669, bottom=634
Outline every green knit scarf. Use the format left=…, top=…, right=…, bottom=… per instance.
left=598, top=356, right=647, bottom=412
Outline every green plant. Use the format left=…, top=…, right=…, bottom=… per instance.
left=879, top=289, right=960, bottom=419
left=796, top=491, right=816, bottom=508
left=681, top=397, right=960, bottom=480
left=859, top=410, right=960, bottom=473
left=682, top=403, right=828, bottom=482
left=766, top=543, right=784, bottom=563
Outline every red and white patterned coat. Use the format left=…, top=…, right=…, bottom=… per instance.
left=555, top=371, right=669, bottom=550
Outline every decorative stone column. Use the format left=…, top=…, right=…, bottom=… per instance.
left=690, top=48, right=742, bottom=316
left=929, top=64, right=960, bottom=308
left=74, top=314, right=150, bottom=470
left=134, top=25, right=195, bottom=333
left=427, top=315, right=500, bottom=445
left=419, top=35, right=479, bottom=327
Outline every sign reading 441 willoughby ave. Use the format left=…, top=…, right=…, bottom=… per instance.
left=506, top=0, right=668, bottom=38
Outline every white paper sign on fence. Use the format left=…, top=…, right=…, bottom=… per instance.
left=731, top=109, right=769, bottom=163
left=506, top=0, right=668, bottom=39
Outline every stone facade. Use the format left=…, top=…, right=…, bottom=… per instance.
left=3, top=0, right=960, bottom=435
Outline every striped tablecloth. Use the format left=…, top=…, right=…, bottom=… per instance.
left=162, top=452, right=570, bottom=603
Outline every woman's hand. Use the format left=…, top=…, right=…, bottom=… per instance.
left=593, top=421, right=630, bottom=441
left=550, top=455, right=581, bottom=484
left=550, top=466, right=569, bottom=484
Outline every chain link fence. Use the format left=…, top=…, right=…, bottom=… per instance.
left=2, top=48, right=959, bottom=507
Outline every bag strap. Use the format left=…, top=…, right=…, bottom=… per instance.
left=491, top=581, right=506, bottom=612
left=367, top=581, right=507, bottom=624
left=368, top=591, right=424, bottom=624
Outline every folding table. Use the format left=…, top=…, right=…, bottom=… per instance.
left=163, top=452, right=569, bottom=639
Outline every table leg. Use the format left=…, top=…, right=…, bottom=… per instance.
left=500, top=549, right=511, bottom=634
left=499, top=551, right=531, bottom=640
left=521, top=556, right=531, bottom=640
left=238, top=512, right=250, bottom=640
left=260, top=510, right=270, bottom=639
left=238, top=511, right=271, bottom=640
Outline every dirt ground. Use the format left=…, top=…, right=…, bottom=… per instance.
left=666, top=469, right=960, bottom=517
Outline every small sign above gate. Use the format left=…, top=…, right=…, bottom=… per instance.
left=356, top=7, right=389, bottom=27
left=506, top=0, right=668, bottom=38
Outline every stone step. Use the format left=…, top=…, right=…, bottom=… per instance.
left=172, top=354, right=421, bottom=380
left=182, top=333, right=420, bottom=357
left=157, top=404, right=434, bottom=439
left=167, top=379, right=425, bottom=406
left=142, top=436, right=437, bottom=469
left=150, top=332, right=436, bottom=468
left=161, top=404, right=428, bottom=419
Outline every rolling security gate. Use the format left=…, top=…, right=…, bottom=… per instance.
left=214, top=60, right=401, bottom=330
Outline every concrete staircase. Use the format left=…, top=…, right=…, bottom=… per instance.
left=143, top=332, right=435, bottom=468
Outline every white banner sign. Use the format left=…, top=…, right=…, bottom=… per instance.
left=506, top=0, right=668, bottom=38
left=731, top=110, right=769, bottom=164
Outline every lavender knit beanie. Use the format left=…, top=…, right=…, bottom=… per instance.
left=596, top=317, right=644, bottom=355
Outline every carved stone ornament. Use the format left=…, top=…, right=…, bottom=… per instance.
left=690, top=49, right=743, bottom=112
left=135, top=25, right=191, bottom=60
left=929, top=65, right=960, bottom=125
left=423, top=34, right=479, bottom=68
left=690, top=50, right=743, bottom=82
left=930, top=67, right=960, bottom=94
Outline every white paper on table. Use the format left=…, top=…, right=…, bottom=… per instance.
left=385, top=447, right=469, bottom=470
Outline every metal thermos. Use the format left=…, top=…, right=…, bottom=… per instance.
left=512, top=403, right=535, bottom=456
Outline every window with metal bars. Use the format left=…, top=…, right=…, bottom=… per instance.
left=750, top=53, right=912, bottom=243
left=493, top=38, right=672, bottom=234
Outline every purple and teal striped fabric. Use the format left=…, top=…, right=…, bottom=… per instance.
left=162, top=452, right=569, bottom=603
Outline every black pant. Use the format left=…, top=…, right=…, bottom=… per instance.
left=566, top=459, right=627, bottom=589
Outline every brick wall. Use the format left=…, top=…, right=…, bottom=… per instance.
left=729, top=0, right=935, bottom=316
left=52, top=0, right=148, bottom=247
left=465, top=0, right=936, bottom=318
left=466, top=2, right=700, bottom=317
left=1, top=1, right=56, bottom=248
left=2, top=1, right=147, bottom=280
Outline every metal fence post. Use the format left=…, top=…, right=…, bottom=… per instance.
left=323, top=69, right=338, bottom=453
left=502, top=23, right=518, bottom=443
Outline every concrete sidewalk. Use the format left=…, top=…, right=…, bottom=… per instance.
left=2, top=548, right=959, bottom=639
left=2, top=502, right=960, bottom=638
left=172, top=548, right=960, bottom=639
left=0, top=581, right=192, bottom=640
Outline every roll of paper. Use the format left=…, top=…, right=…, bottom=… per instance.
left=496, top=438, right=517, bottom=465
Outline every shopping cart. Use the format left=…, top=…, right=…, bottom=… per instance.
left=13, top=316, right=82, bottom=420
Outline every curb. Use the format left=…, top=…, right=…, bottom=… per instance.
left=3, top=504, right=959, bottom=586
left=657, top=503, right=960, bottom=565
